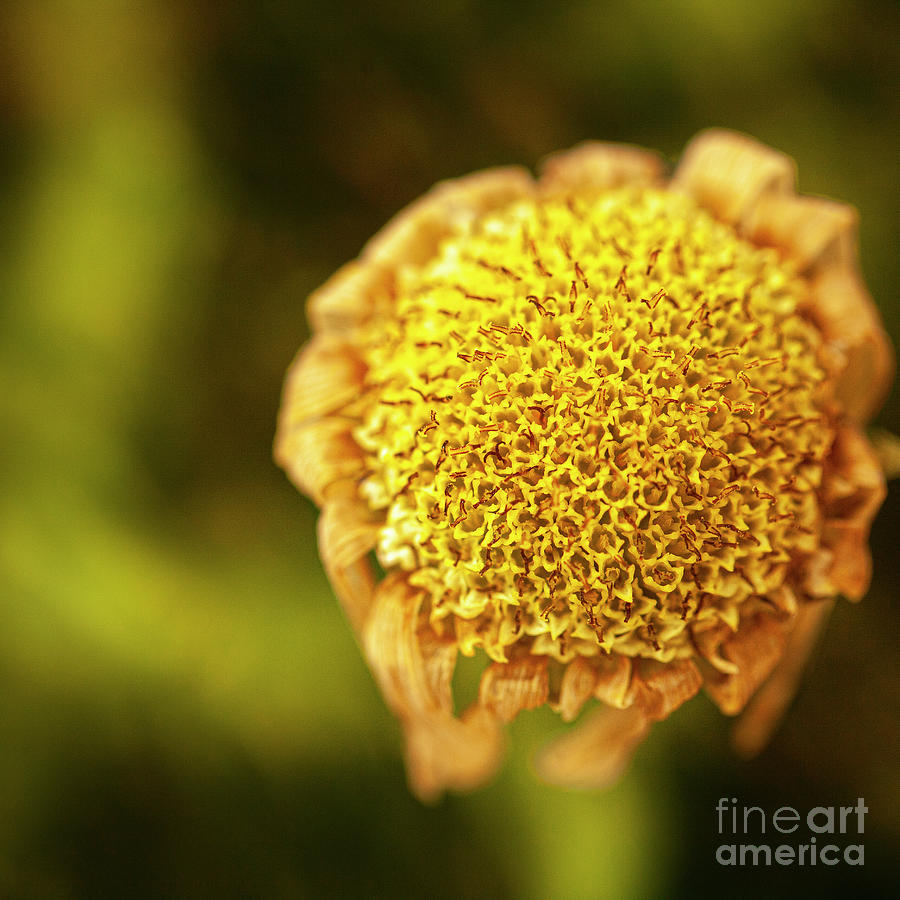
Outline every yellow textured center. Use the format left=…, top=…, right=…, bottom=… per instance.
left=354, top=187, right=833, bottom=664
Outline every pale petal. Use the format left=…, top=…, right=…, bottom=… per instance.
left=628, top=658, right=703, bottom=721
left=277, top=337, right=366, bottom=427
left=807, top=266, right=895, bottom=424
left=363, top=575, right=431, bottom=715
left=870, top=428, right=900, bottom=481
left=417, top=628, right=458, bottom=712
left=478, top=656, right=549, bottom=723
left=307, top=260, right=392, bottom=335
left=535, top=704, right=650, bottom=790
left=274, top=416, right=365, bottom=505
left=732, top=600, right=833, bottom=757
left=554, top=656, right=599, bottom=722
left=821, top=426, right=887, bottom=599
left=703, top=612, right=788, bottom=715
left=538, top=142, right=664, bottom=196
left=362, top=167, right=535, bottom=270
left=673, top=129, right=795, bottom=224
left=363, top=575, right=504, bottom=800
left=690, top=623, right=740, bottom=675
left=317, top=493, right=380, bottom=631
left=591, top=653, right=634, bottom=708
left=404, top=705, right=505, bottom=803
left=741, top=193, right=858, bottom=273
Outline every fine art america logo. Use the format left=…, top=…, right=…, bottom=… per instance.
left=715, top=798, right=867, bottom=867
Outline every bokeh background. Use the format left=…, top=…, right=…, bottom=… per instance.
left=1, top=1, right=898, bottom=897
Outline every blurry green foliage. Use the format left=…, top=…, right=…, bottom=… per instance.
left=0, top=0, right=897, bottom=897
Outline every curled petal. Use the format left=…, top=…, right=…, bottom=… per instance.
left=741, top=193, right=858, bottom=273
left=822, top=521, right=873, bottom=601
left=277, top=337, right=367, bottom=427
left=363, top=575, right=433, bottom=715
left=478, top=656, right=549, bottom=723
left=870, top=428, right=900, bottom=481
left=538, top=657, right=701, bottom=789
left=318, top=492, right=380, bottom=631
left=732, top=600, right=834, bottom=757
left=307, top=260, right=393, bottom=335
left=821, top=426, right=887, bottom=599
left=416, top=628, right=458, bottom=712
left=807, top=266, right=895, bottom=424
left=535, top=705, right=650, bottom=790
left=628, top=658, right=703, bottom=721
left=554, top=656, right=599, bottom=722
left=673, top=128, right=795, bottom=224
left=592, top=653, right=634, bottom=708
left=363, top=576, right=503, bottom=800
left=404, top=705, right=504, bottom=803
left=274, top=417, right=365, bottom=505
left=362, top=168, right=535, bottom=270
left=538, top=142, right=664, bottom=196
left=703, top=612, right=787, bottom=715
left=691, top=623, right=740, bottom=675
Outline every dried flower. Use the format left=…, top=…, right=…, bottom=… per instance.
left=275, top=130, right=894, bottom=800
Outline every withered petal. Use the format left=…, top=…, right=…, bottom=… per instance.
left=628, top=658, right=703, bottom=721
left=277, top=336, right=367, bottom=428
left=731, top=600, right=834, bottom=758
left=741, top=193, right=858, bottom=274
left=703, top=612, right=788, bottom=716
left=870, top=428, right=900, bottom=481
left=274, top=417, right=365, bottom=505
left=535, top=704, right=650, bottom=790
left=403, top=705, right=505, bottom=803
left=363, top=575, right=504, bottom=800
left=478, top=656, right=549, bottom=723
left=538, top=141, right=665, bottom=196
left=591, top=653, right=634, bottom=708
left=416, top=628, right=459, bottom=712
left=307, top=260, right=392, bottom=335
left=821, top=426, right=887, bottom=599
left=673, top=128, right=795, bottom=224
left=363, top=574, right=432, bottom=715
left=362, top=167, right=535, bottom=271
left=807, top=266, right=895, bottom=424
left=553, top=656, right=599, bottom=722
left=690, top=623, right=740, bottom=675
left=317, top=492, right=380, bottom=632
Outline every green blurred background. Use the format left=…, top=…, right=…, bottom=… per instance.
left=1, top=1, right=898, bottom=897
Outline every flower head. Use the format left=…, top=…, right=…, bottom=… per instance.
left=276, top=131, right=893, bottom=799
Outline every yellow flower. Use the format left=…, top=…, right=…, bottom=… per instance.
left=275, top=130, right=894, bottom=800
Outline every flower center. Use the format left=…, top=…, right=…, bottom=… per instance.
left=354, top=187, right=833, bottom=664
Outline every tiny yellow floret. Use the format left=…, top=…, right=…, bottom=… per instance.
left=353, top=187, right=831, bottom=665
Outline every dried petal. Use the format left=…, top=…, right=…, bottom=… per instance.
left=318, top=492, right=380, bottom=630
left=741, top=193, right=858, bottom=273
left=307, top=260, right=392, bottom=335
left=592, top=654, right=634, bottom=708
left=704, top=613, right=787, bottom=715
left=363, top=575, right=504, bottom=800
left=404, top=705, right=504, bottom=802
left=275, top=417, right=365, bottom=505
left=732, top=600, right=834, bottom=757
left=628, top=658, right=703, bottom=721
left=539, top=142, right=664, bottom=196
left=821, top=426, right=886, bottom=599
left=363, top=168, right=535, bottom=270
left=535, top=705, right=650, bottom=789
left=673, top=128, right=795, bottom=223
left=278, top=337, right=367, bottom=427
left=478, top=656, right=549, bottom=723
left=807, top=266, right=895, bottom=424
left=553, top=656, right=599, bottom=722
